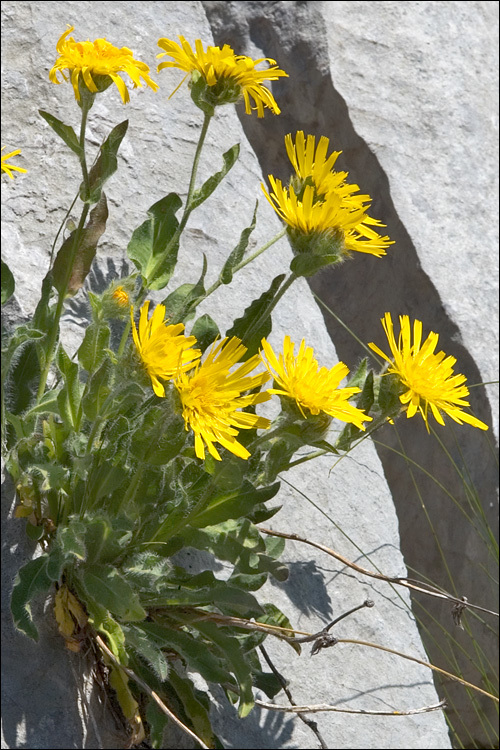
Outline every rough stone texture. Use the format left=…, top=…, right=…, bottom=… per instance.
left=1, top=1, right=496, bottom=749
left=202, top=2, right=500, bottom=747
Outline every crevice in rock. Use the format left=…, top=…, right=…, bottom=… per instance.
left=201, top=2, right=499, bottom=747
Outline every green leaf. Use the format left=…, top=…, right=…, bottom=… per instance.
left=1, top=258, right=15, bottom=305
left=11, top=555, right=52, bottom=640
left=161, top=254, right=207, bottom=324
left=146, top=701, right=170, bottom=750
left=122, top=624, right=169, bottom=682
left=39, top=110, right=82, bottom=157
left=130, top=407, right=186, bottom=465
left=81, top=355, right=113, bottom=420
left=190, top=144, right=240, bottom=211
left=190, top=480, right=280, bottom=528
left=167, top=668, right=217, bottom=747
left=290, top=253, right=338, bottom=277
left=336, top=370, right=375, bottom=451
left=56, top=344, right=82, bottom=430
left=55, top=519, right=87, bottom=563
left=127, top=193, right=182, bottom=290
left=191, top=620, right=255, bottom=718
left=52, top=194, right=108, bottom=296
left=1, top=325, right=45, bottom=383
left=220, top=201, right=258, bottom=285
left=122, top=551, right=172, bottom=592
left=226, top=274, right=285, bottom=360
left=191, top=314, right=220, bottom=354
left=80, top=564, right=146, bottom=621
left=258, top=603, right=301, bottom=655
left=78, top=322, right=110, bottom=372
left=131, top=622, right=233, bottom=686
left=346, top=357, right=369, bottom=389
left=82, top=120, right=128, bottom=204
left=22, top=389, right=60, bottom=418
left=46, top=518, right=87, bottom=581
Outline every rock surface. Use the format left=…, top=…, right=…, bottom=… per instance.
left=1, top=1, right=497, bottom=748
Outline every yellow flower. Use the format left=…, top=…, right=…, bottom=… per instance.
left=262, top=177, right=393, bottom=257
left=1, top=146, right=27, bottom=179
left=50, top=26, right=159, bottom=104
left=131, top=301, right=201, bottom=398
left=157, top=36, right=288, bottom=117
left=112, top=286, right=130, bottom=307
left=174, top=337, right=271, bottom=461
left=260, top=336, right=372, bottom=430
left=368, top=313, right=489, bottom=431
left=263, top=132, right=394, bottom=258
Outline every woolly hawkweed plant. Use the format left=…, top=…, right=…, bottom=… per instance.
left=2, top=25, right=497, bottom=750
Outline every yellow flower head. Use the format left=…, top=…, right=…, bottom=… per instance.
left=112, top=286, right=130, bottom=307
left=1, top=146, right=27, bottom=179
left=263, top=132, right=394, bottom=258
left=50, top=26, right=159, bottom=104
left=285, top=131, right=345, bottom=198
left=174, top=337, right=271, bottom=461
left=368, top=313, right=489, bottom=431
left=262, top=177, right=393, bottom=257
left=260, top=336, right=372, bottom=430
left=131, top=301, right=201, bottom=398
left=157, top=36, right=288, bottom=117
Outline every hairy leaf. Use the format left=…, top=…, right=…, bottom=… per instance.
left=11, top=556, right=52, bottom=640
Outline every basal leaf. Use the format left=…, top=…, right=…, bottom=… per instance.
left=122, top=624, right=169, bottom=682
left=10, top=555, right=52, bottom=640
left=81, top=564, right=146, bottom=621
left=190, top=620, right=254, bottom=718
left=131, top=622, right=232, bottom=686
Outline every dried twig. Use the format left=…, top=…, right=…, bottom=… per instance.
left=95, top=635, right=209, bottom=750
left=259, top=644, right=329, bottom=750
left=255, top=698, right=447, bottom=716
left=154, top=607, right=500, bottom=704
left=258, top=527, right=499, bottom=618
left=334, top=639, right=499, bottom=704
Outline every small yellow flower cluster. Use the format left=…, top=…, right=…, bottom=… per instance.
left=263, top=131, right=394, bottom=257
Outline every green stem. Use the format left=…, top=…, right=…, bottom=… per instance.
left=202, top=227, right=288, bottom=302
left=146, top=112, right=213, bottom=288
left=36, top=100, right=93, bottom=403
